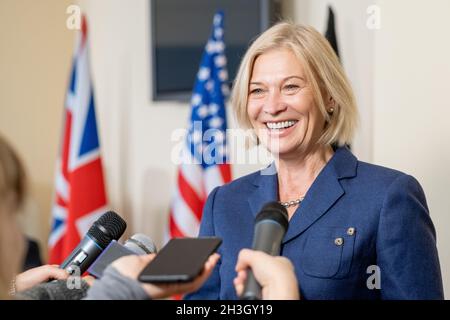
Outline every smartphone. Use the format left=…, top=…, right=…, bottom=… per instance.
left=138, top=237, right=222, bottom=283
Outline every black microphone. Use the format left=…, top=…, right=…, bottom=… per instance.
left=60, top=211, right=127, bottom=275
left=88, top=233, right=157, bottom=278
left=240, top=201, right=289, bottom=300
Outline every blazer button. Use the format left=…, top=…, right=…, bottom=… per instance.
left=347, top=227, right=355, bottom=236
left=334, top=237, right=344, bottom=246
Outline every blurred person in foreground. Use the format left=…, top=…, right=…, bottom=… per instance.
left=0, top=134, right=68, bottom=298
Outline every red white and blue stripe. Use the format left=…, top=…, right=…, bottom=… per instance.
left=48, top=16, right=108, bottom=264
left=168, top=12, right=232, bottom=239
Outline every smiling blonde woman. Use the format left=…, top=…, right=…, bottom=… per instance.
left=186, top=22, right=443, bottom=300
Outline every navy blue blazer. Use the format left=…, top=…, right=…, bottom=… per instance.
left=186, top=147, right=443, bottom=300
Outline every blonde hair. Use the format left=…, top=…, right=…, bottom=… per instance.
left=231, top=22, right=358, bottom=146
left=0, top=134, right=26, bottom=299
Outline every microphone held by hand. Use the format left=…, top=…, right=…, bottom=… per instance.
left=60, top=211, right=127, bottom=275
left=240, top=201, right=289, bottom=300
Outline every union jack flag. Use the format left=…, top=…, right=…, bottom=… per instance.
left=168, top=11, right=232, bottom=239
left=48, top=16, right=108, bottom=264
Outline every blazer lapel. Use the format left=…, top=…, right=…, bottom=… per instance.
left=283, top=147, right=358, bottom=243
left=282, top=166, right=344, bottom=243
left=247, top=163, right=279, bottom=217
left=246, top=147, right=358, bottom=244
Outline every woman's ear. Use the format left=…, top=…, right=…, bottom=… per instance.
left=327, top=96, right=336, bottom=114
left=328, top=95, right=335, bottom=107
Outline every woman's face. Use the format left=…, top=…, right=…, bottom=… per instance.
left=247, top=48, right=326, bottom=158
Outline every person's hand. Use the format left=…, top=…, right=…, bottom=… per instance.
left=233, top=249, right=300, bottom=300
left=15, top=265, right=69, bottom=292
left=112, top=253, right=220, bottom=299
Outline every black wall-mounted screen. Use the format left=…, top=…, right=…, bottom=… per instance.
left=150, top=0, right=280, bottom=101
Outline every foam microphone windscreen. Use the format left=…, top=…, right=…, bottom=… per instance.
left=16, top=279, right=90, bottom=300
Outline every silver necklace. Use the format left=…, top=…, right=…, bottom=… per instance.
left=279, top=196, right=305, bottom=208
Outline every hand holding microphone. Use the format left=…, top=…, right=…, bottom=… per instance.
left=234, top=249, right=299, bottom=300
left=240, top=201, right=290, bottom=300
left=16, top=233, right=158, bottom=300
left=17, top=209, right=220, bottom=300
left=14, top=209, right=123, bottom=296
left=14, top=265, right=69, bottom=293
left=16, top=210, right=128, bottom=299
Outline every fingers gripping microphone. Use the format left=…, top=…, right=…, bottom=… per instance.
left=19, top=234, right=155, bottom=300
left=60, top=211, right=127, bottom=275
left=241, top=202, right=289, bottom=300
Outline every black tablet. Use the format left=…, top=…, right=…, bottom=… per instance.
left=138, top=237, right=222, bottom=283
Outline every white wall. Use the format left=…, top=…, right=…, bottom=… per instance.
left=373, top=0, right=450, bottom=298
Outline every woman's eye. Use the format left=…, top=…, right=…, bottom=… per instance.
left=250, top=88, right=265, bottom=95
left=283, top=84, right=300, bottom=92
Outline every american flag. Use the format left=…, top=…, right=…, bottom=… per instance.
left=168, top=11, right=232, bottom=239
left=48, top=16, right=108, bottom=264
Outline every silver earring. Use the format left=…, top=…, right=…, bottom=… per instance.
left=328, top=107, right=334, bottom=114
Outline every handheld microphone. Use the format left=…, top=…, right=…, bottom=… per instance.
left=240, top=201, right=289, bottom=300
left=124, top=233, right=157, bottom=255
left=60, top=211, right=127, bottom=275
left=88, top=233, right=158, bottom=278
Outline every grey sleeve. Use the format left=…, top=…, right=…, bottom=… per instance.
left=15, top=279, right=90, bottom=300
left=84, top=265, right=150, bottom=300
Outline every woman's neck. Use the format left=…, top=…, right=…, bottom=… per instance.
left=276, top=144, right=334, bottom=202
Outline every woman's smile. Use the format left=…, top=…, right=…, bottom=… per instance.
left=263, top=119, right=300, bottom=138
